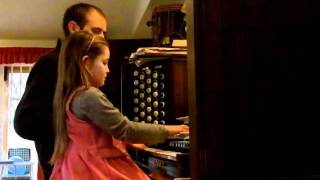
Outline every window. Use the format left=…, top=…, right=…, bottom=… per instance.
left=0, top=65, right=37, bottom=179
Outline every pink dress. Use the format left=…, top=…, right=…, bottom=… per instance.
left=50, top=88, right=149, bottom=180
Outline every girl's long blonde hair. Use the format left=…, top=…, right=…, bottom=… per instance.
left=50, top=31, right=108, bottom=164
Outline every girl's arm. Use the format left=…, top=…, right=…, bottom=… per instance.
left=71, top=87, right=189, bottom=144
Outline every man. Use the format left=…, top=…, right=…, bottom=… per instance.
left=13, top=3, right=107, bottom=179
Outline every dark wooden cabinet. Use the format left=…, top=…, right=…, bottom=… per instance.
left=188, top=0, right=320, bottom=179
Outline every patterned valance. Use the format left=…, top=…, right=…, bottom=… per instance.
left=0, top=47, right=52, bottom=64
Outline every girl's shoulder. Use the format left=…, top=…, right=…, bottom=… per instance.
left=76, top=86, right=106, bottom=101
left=73, top=86, right=112, bottom=110
left=82, top=86, right=103, bottom=94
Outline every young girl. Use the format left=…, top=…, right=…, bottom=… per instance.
left=49, top=31, right=189, bottom=180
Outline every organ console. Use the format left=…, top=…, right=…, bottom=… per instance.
left=122, top=47, right=190, bottom=179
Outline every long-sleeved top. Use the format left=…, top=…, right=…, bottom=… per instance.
left=71, top=86, right=168, bottom=144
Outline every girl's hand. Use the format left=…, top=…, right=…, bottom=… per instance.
left=127, top=143, right=148, bottom=150
left=165, top=125, right=189, bottom=136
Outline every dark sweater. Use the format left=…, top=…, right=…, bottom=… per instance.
left=14, top=43, right=60, bottom=180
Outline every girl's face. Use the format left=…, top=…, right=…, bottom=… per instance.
left=85, top=46, right=110, bottom=87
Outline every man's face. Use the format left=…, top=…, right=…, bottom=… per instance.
left=82, top=9, right=107, bottom=38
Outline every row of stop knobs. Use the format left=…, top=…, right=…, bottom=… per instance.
left=133, top=69, right=164, bottom=80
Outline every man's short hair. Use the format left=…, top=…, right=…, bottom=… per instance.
left=63, top=3, right=106, bottom=37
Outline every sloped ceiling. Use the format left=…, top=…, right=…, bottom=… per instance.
left=0, top=0, right=185, bottom=40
